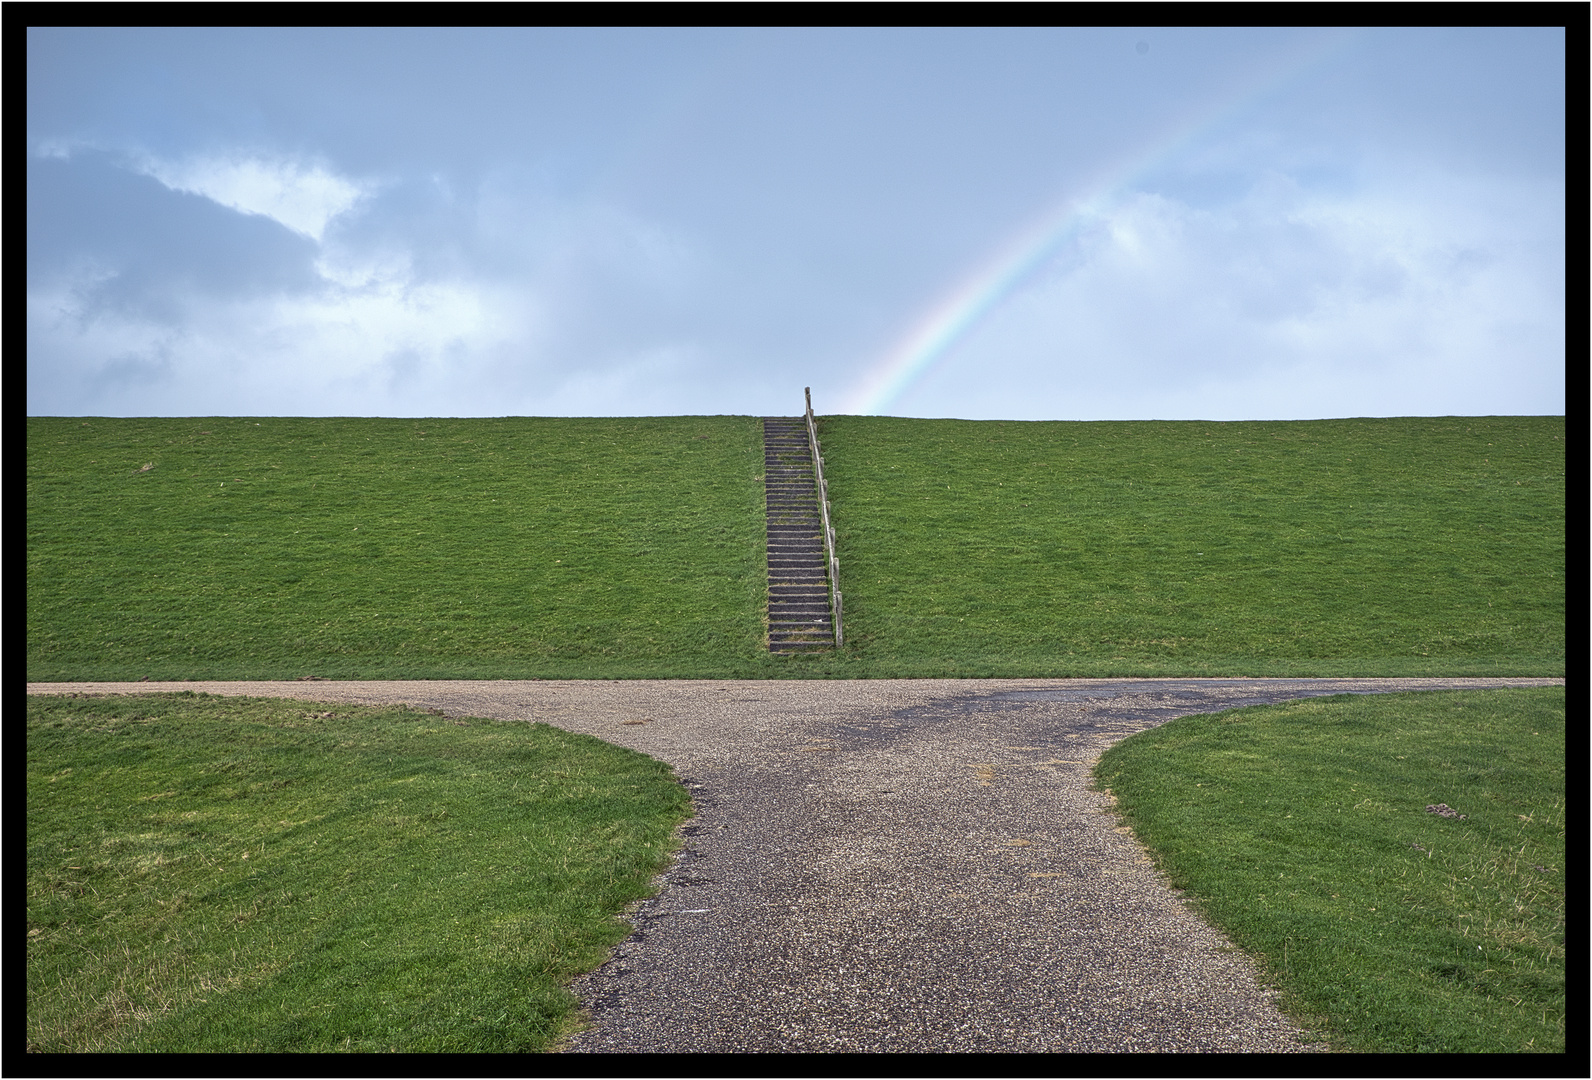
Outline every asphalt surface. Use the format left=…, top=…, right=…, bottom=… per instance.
left=27, top=676, right=1562, bottom=1053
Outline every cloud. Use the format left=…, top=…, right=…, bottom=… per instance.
left=24, top=151, right=730, bottom=417
left=27, top=151, right=325, bottom=331
left=898, top=165, right=1563, bottom=419
left=27, top=268, right=535, bottom=416
left=527, top=344, right=708, bottom=416
left=132, top=152, right=373, bottom=242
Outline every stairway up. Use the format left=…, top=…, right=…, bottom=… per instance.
left=763, top=417, right=835, bottom=651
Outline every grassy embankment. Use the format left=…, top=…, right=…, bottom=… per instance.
left=26, top=692, right=690, bottom=1053
left=817, top=414, right=1563, bottom=677
left=26, top=415, right=1564, bottom=680
left=1095, top=686, right=1565, bottom=1054
left=27, top=416, right=768, bottom=681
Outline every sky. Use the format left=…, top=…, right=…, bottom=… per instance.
left=27, top=27, right=1565, bottom=420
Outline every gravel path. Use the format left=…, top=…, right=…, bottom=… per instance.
left=27, top=676, right=1562, bottom=1053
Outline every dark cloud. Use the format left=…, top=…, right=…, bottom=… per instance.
left=27, top=150, right=323, bottom=323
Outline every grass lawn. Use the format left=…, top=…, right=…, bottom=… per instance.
left=27, top=415, right=1561, bottom=681
left=26, top=416, right=769, bottom=681
left=26, top=692, right=690, bottom=1053
left=818, top=415, right=1564, bottom=677
left=1094, top=686, right=1566, bottom=1053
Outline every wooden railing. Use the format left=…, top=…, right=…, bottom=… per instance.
left=804, top=387, right=842, bottom=647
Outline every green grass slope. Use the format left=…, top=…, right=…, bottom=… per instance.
left=821, top=415, right=1563, bottom=676
left=28, top=415, right=1562, bottom=680
left=27, top=416, right=769, bottom=680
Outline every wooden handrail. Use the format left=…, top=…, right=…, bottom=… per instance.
left=804, top=387, right=842, bottom=646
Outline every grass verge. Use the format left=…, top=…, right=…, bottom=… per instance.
left=1093, top=687, right=1565, bottom=1053
left=26, top=692, right=691, bottom=1053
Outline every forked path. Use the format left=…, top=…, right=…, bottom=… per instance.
left=27, top=676, right=1561, bottom=1052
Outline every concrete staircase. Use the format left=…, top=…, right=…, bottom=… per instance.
left=763, top=417, right=836, bottom=651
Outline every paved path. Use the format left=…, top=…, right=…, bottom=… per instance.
left=27, top=677, right=1561, bottom=1052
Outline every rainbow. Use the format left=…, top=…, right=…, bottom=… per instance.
left=842, top=30, right=1359, bottom=417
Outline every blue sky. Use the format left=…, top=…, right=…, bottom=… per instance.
left=27, top=27, right=1564, bottom=420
